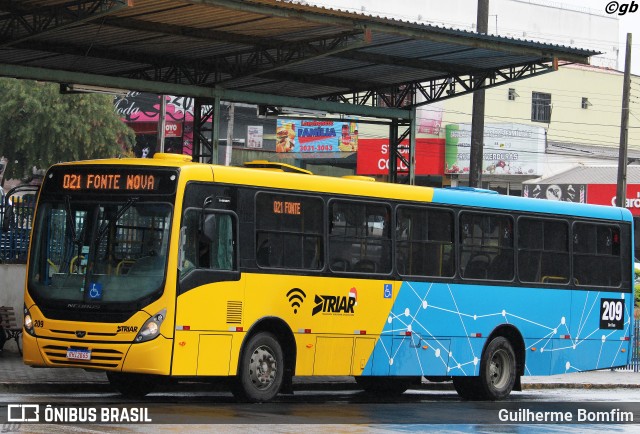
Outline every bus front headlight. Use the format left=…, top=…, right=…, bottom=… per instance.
left=23, top=304, right=35, bottom=336
left=134, top=309, right=166, bottom=343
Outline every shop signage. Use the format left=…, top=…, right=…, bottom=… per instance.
left=164, top=122, right=182, bottom=138
left=247, top=125, right=264, bottom=149
left=587, top=184, right=640, bottom=216
left=356, top=138, right=445, bottom=176
left=444, top=123, right=545, bottom=176
left=523, top=183, right=586, bottom=203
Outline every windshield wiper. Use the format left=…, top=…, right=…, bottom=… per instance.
left=63, top=195, right=84, bottom=274
left=95, top=197, right=138, bottom=245
left=64, top=195, right=79, bottom=244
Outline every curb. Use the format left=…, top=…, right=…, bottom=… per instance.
left=521, top=383, right=640, bottom=389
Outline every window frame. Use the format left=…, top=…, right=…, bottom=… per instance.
left=178, top=207, right=240, bottom=291
left=517, top=216, right=570, bottom=285
left=458, top=211, right=515, bottom=281
left=572, top=221, right=623, bottom=288
left=254, top=191, right=325, bottom=271
left=395, top=204, right=455, bottom=278
left=328, top=198, right=392, bottom=275
left=531, top=91, right=552, bottom=123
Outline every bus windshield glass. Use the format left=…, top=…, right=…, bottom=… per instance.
left=28, top=198, right=172, bottom=304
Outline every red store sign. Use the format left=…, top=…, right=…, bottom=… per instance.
left=587, top=184, right=640, bottom=216
left=128, top=121, right=183, bottom=138
left=356, top=138, right=445, bottom=176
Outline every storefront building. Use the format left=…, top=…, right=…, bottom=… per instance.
left=523, top=165, right=640, bottom=257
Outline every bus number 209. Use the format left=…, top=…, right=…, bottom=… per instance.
left=600, top=299, right=624, bottom=330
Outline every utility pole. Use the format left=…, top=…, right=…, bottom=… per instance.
left=469, top=0, right=489, bottom=188
left=156, top=94, right=166, bottom=153
left=616, top=33, right=632, bottom=207
left=225, top=103, right=235, bottom=166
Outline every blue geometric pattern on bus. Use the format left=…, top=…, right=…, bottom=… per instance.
left=365, top=281, right=632, bottom=377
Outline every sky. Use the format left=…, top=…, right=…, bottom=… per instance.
left=562, top=0, right=640, bottom=75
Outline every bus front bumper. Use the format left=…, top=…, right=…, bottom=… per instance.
left=23, top=333, right=172, bottom=376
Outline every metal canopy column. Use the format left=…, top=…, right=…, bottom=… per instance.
left=193, top=97, right=221, bottom=164
left=409, top=107, right=417, bottom=185
left=389, top=120, right=398, bottom=183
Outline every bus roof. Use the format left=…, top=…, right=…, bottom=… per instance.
left=50, top=156, right=632, bottom=223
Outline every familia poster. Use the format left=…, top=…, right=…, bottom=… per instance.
left=276, top=119, right=358, bottom=153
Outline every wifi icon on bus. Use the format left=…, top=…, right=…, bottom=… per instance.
left=286, top=288, right=306, bottom=314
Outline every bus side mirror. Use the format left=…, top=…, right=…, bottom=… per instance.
left=201, top=214, right=217, bottom=243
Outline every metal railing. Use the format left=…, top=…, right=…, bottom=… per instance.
left=628, top=319, right=640, bottom=372
left=0, top=185, right=39, bottom=264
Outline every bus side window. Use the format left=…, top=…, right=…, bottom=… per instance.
left=179, top=210, right=199, bottom=273
left=396, top=206, right=454, bottom=278
left=180, top=209, right=236, bottom=274
left=518, top=218, right=569, bottom=284
left=573, top=223, right=621, bottom=287
left=255, top=193, right=323, bottom=271
left=329, top=200, right=391, bottom=274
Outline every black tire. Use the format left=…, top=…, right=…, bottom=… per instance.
left=454, top=336, right=516, bottom=400
left=106, top=372, right=158, bottom=398
left=233, top=332, right=284, bottom=403
left=452, top=376, right=482, bottom=400
left=479, top=336, right=516, bottom=400
left=355, top=376, right=420, bottom=395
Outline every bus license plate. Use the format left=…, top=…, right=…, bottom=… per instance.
left=66, top=349, right=91, bottom=360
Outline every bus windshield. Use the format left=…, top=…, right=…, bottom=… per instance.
left=28, top=197, right=172, bottom=304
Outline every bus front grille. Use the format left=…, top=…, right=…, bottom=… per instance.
left=42, top=345, right=124, bottom=368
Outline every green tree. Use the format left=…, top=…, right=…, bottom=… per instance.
left=0, top=78, right=135, bottom=180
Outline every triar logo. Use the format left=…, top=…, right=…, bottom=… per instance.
left=312, top=288, right=357, bottom=316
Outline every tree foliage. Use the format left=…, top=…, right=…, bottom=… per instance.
left=0, top=78, right=135, bottom=180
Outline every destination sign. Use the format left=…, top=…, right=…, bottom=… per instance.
left=62, top=173, right=156, bottom=191
left=44, top=166, right=178, bottom=195
left=273, top=199, right=301, bottom=215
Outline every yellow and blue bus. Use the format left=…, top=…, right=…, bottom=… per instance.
left=23, top=154, right=634, bottom=401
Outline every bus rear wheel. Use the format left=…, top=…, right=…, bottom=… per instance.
left=233, top=332, right=284, bottom=403
left=107, top=372, right=158, bottom=398
left=454, top=336, right=516, bottom=400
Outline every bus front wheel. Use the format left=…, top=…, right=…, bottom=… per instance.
left=233, top=332, right=284, bottom=403
left=454, top=336, right=516, bottom=400
left=106, top=372, right=158, bottom=397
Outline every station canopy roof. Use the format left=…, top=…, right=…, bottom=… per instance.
left=0, top=0, right=599, bottom=118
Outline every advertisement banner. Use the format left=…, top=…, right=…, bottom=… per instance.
left=444, top=123, right=545, bottom=176
left=247, top=125, right=263, bottom=149
left=417, top=101, right=444, bottom=135
left=276, top=119, right=358, bottom=153
left=522, top=183, right=586, bottom=203
left=356, top=138, right=445, bottom=176
left=114, top=92, right=198, bottom=155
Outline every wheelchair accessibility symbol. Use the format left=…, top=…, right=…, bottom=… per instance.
left=89, top=282, right=103, bottom=300
left=384, top=284, right=392, bottom=299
